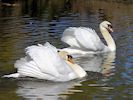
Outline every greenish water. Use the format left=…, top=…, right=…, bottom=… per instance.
left=0, top=0, right=133, bottom=100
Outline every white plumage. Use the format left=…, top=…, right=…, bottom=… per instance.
left=3, top=42, right=86, bottom=82
left=62, top=27, right=105, bottom=51
left=61, top=21, right=116, bottom=55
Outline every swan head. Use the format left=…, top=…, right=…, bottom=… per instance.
left=100, top=21, right=113, bottom=33
left=58, top=51, right=87, bottom=78
left=58, top=51, right=74, bottom=64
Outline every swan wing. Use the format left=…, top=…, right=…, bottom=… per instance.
left=15, top=57, right=60, bottom=80
left=62, top=27, right=105, bottom=51
left=75, top=27, right=105, bottom=51
left=61, top=27, right=81, bottom=48
left=25, top=43, right=73, bottom=78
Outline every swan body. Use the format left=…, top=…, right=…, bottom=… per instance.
left=61, top=21, right=116, bottom=55
left=3, top=42, right=86, bottom=82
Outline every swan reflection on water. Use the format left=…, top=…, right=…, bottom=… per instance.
left=16, top=79, right=83, bottom=99
left=16, top=52, right=116, bottom=99
left=75, top=52, right=116, bottom=76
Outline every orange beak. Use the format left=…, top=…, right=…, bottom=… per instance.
left=109, top=28, right=114, bottom=32
left=108, top=25, right=114, bottom=33
left=67, top=55, right=74, bottom=64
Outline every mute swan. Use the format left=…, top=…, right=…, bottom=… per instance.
left=3, top=42, right=86, bottom=82
left=61, top=21, right=116, bottom=54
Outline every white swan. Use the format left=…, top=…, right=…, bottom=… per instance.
left=3, top=42, right=86, bottom=82
left=61, top=21, right=116, bottom=54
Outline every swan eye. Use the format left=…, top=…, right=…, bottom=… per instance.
left=67, top=55, right=74, bottom=63
left=67, top=55, right=73, bottom=59
left=107, top=24, right=113, bottom=32
left=108, top=24, right=112, bottom=28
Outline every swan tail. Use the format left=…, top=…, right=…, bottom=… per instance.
left=14, top=57, right=57, bottom=80
left=3, top=73, right=20, bottom=78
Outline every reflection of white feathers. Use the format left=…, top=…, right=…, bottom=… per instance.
left=3, top=42, right=86, bottom=82
left=75, top=52, right=116, bottom=74
left=75, top=55, right=104, bottom=73
left=16, top=80, right=80, bottom=100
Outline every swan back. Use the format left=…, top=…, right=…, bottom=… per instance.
left=61, top=21, right=116, bottom=53
left=13, top=42, right=87, bottom=81
left=61, top=27, right=105, bottom=51
left=61, top=27, right=81, bottom=48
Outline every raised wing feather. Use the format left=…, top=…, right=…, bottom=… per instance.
left=61, top=27, right=81, bottom=48
left=75, top=27, right=105, bottom=51
left=15, top=57, right=59, bottom=80
left=62, top=27, right=105, bottom=51
left=25, top=43, right=72, bottom=77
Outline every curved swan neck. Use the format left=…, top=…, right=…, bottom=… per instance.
left=100, top=26, right=116, bottom=51
left=66, top=61, right=86, bottom=78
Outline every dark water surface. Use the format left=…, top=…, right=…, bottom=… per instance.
left=0, top=0, right=133, bottom=100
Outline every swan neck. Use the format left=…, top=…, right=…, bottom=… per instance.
left=66, top=61, right=86, bottom=78
left=100, top=26, right=116, bottom=51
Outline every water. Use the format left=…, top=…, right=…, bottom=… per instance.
left=0, top=0, right=133, bottom=100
